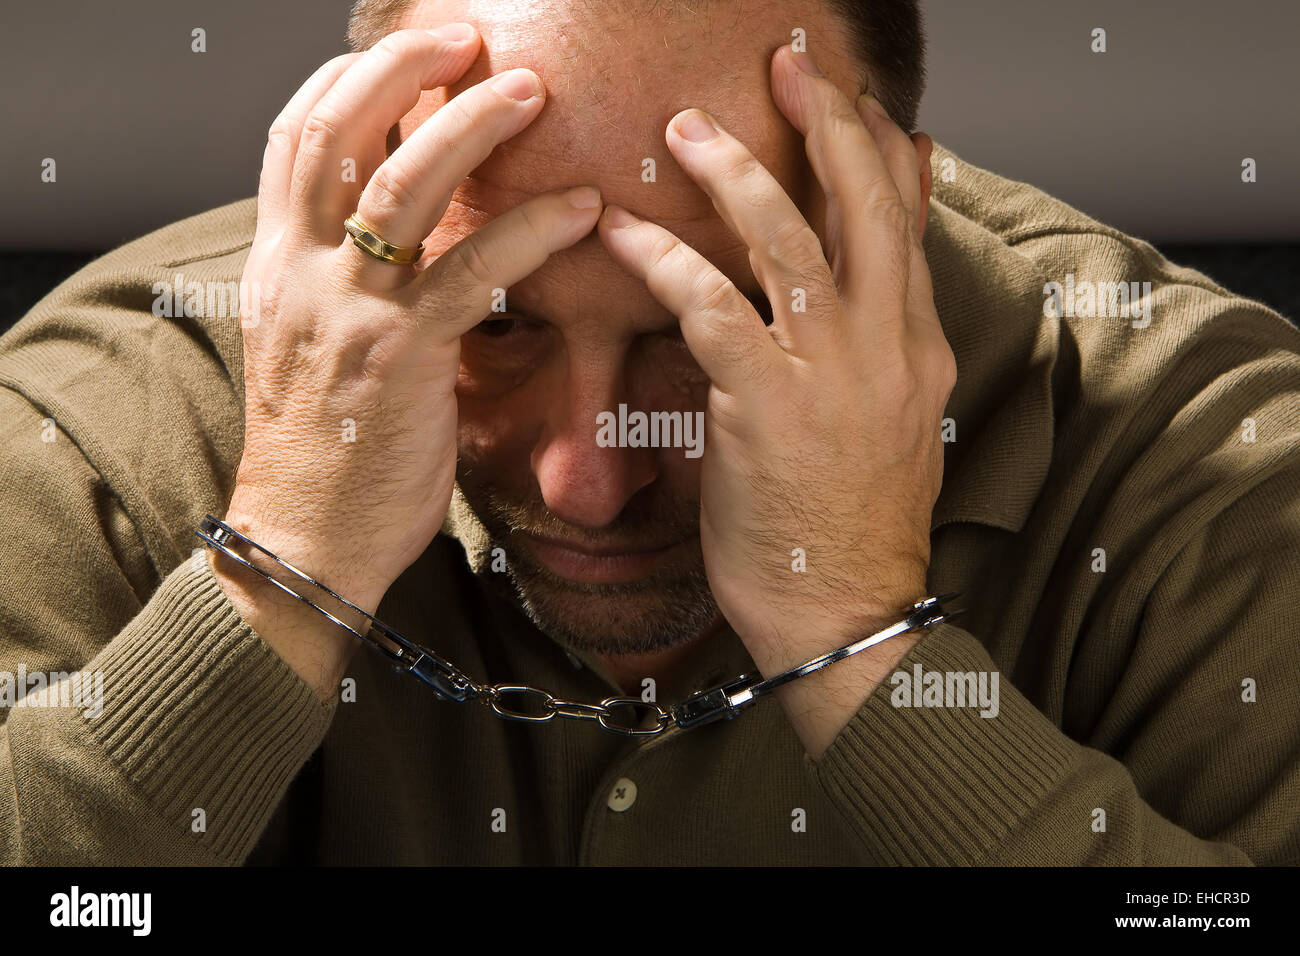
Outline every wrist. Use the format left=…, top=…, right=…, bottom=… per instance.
left=741, top=594, right=921, bottom=679
left=736, top=594, right=934, bottom=761
left=220, top=495, right=390, bottom=613
left=206, top=511, right=374, bottom=703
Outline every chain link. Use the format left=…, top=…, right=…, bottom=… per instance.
left=475, top=684, right=674, bottom=736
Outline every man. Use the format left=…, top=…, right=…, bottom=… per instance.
left=0, top=0, right=1296, bottom=865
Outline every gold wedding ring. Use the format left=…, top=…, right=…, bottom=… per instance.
left=343, top=213, right=424, bottom=265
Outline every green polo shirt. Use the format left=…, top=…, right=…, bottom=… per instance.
left=1, top=144, right=1297, bottom=865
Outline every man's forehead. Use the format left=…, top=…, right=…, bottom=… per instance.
left=396, top=0, right=848, bottom=230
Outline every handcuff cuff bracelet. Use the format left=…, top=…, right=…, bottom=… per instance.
left=197, top=515, right=964, bottom=737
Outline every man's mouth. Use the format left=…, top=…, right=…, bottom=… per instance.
left=515, top=531, right=696, bottom=585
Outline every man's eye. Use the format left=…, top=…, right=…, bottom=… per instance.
left=473, top=317, right=528, bottom=337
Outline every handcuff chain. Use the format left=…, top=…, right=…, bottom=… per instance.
left=197, top=515, right=963, bottom=737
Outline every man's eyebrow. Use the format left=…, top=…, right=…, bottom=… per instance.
left=500, top=281, right=773, bottom=328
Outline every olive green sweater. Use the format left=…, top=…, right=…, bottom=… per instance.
left=1, top=144, right=1297, bottom=865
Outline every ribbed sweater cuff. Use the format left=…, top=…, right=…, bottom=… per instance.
left=82, top=551, right=337, bottom=864
left=806, top=622, right=1076, bottom=865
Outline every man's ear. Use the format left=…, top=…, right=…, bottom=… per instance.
left=911, top=132, right=933, bottom=238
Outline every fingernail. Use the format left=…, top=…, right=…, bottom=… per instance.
left=675, top=110, right=717, bottom=143
left=791, top=48, right=823, bottom=76
left=566, top=186, right=601, bottom=209
left=603, top=205, right=638, bottom=229
left=491, top=68, right=542, bottom=101
left=427, top=22, right=475, bottom=41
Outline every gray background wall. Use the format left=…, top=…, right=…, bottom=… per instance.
left=1, top=0, right=1296, bottom=250
left=918, top=0, right=1298, bottom=242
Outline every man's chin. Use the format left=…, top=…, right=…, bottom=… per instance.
left=448, top=482, right=718, bottom=655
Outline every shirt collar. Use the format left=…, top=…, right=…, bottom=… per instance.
left=924, top=142, right=1061, bottom=533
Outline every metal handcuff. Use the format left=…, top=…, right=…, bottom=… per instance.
left=197, top=515, right=963, bottom=737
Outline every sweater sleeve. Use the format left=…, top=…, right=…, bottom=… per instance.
left=804, top=461, right=1300, bottom=865
left=0, top=387, right=336, bottom=865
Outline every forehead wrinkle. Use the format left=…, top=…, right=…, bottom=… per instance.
left=432, top=187, right=756, bottom=331
left=441, top=183, right=751, bottom=270
left=452, top=173, right=718, bottom=227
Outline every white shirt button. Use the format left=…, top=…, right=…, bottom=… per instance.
left=607, top=777, right=638, bottom=812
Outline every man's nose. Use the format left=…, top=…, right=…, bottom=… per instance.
left=530, top=373, right=658, bottom=529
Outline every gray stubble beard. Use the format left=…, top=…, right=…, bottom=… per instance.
left=448, top=480, right=721, bottom=657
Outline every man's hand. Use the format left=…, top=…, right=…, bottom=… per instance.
left=595, top=44, right=956, bottom=757
left=216, top=25, right=603, bottom=698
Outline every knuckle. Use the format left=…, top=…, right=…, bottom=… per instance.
left=868, top=192, right=913, bottom=243
left=931, top=343, right=959, bottom=393
left=453, top=237, right=498, bottom=286
left=738, top=349, right=775, bottom=391
left=694, top=320, right=771, bottom=387
left=646, top=233, right=688, bottom=276
left=513, top=199, right=549, bottom=243
left=434, top=116, right=474, bottom=167
left=706, top=324, right=759, bottom=376
left=759, top=227, right=826, bottom=299
left=718, top=154, right=764, bottom=190
left=300, top=105, right=345, bottom=150
left=417, top=97, right=477, bottom=165
left=265, top=119, right=296, bottom=157
left=762, top=219, right=824, bottom=270
left=693, top=271, right=738, bottom=314
left=887, top=339, right=955, bottom=406
left=366, top=163, right=420, bottom=216
left=824, top=103, right=863, bottom=141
